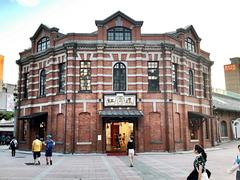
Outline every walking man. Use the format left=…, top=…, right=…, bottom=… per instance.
left=43, top=134, right=55, bottom=165
left=9, top=136, right=17, bottom=157
left=32, top=135, right=42, bottom=165
left=127, top=136, right=134, bottom=167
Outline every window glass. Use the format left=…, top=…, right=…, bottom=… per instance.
left=113, top=62, right=126, bottom=91
left=172, top=63, right=178, bottom=93
left=37, top=37, right=50, bottom=52
left=148, top=61, right=159, bottom=92
left=107, top=27, right=132, bottom=41
left=80, top=61, right=91, bottom=91
left=189, top=70, right=194, bottom=96
left=185, top=38, right=195, bottom=52
left=59, top=63, right=65, bottom=93
left=39, top=69, right=46, bottom=96
left=23, top=72, right=29, bottom=98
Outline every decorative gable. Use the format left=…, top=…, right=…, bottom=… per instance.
left=30, top=24, right=61, bottom=53
left=95, top=11, right=143, bottom=27
left=30, top=24, right=59, bottom=41
left=95, top=11, right=143, bottom=41
left=176, top=25, right=201, bottom=42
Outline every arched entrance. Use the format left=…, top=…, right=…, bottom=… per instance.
left=232, top=119, right=240, bottom=139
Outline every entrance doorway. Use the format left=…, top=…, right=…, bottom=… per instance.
left=105, top=122, right=133, bottom=152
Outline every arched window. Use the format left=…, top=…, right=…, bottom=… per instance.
left=37, top=37, right=50, bottom=52
left=113, top=62, right=126, bottom=91
left=107, top=27, right=131, bottom=41
left=189, top=70, right=194, bottom=96
left=39, top=69, right=46, bottom=96
left=185, top=37, right=195, bottom=52
left=221, top=121, right=228, bottom=137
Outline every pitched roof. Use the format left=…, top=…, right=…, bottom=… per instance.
left=168, top=25, right=201, bottom=41
left=95, top=11, right=143, bottom=27
left=30, top=24, right=60, bottom=40
left=213, top=90, right=240, bottom=112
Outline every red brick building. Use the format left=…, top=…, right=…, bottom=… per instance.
left=16, top=11, right=214, bottom=153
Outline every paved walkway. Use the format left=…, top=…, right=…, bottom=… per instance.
left=0, top=141, right=238, bottom=179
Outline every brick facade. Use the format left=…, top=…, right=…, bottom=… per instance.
left=16, top=11, right=214, bottom=153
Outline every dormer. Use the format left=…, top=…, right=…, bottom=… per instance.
left=95, top=11, right=143, bottom=41
left=176, top=25, right=201, bottom=54
left=30, top=24, right=60, bottom=53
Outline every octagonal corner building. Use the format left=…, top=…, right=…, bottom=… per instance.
left=15, top=11, right=214, bottom=153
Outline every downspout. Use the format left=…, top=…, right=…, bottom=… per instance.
left=162, top=45, right=170, bottom=152
left=71, top=43, right=77, bottom=154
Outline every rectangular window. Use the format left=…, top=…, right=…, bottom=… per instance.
left=23, top=72, right=29, bottom=98
left=148, top=61, right=159, bottom=92
left=58, top=63, right=65, bottom=93
left=203, top=73, right=207, bottom=98
left=172, top=63, right=178, bottom=93
left=189, top=70, right=194, bottom=96
left=80, top=61, right=91, bottom=91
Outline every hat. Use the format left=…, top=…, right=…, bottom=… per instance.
left=47, top=134, right=52, bottom=139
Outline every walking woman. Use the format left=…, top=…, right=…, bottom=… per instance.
left=187, top=144, right=211, bottom=180
left=127, top=136, right=134, bottom=167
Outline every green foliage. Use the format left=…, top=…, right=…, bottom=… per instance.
left=0, top=111, right=14, bottom=120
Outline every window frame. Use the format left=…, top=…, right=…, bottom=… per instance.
left=37, top=37, right=50, bottom=52
left=172, top=63, right=178, bottom=93
left=23, top=72, right=29, bottom=99
left=58, top=63, right=65, bottom=93
left=203, top=73, right=207, bottom=98
left=107, top=27, right=132, bottom=41
left=148, top=61, right=159, bottom=92
left=113, top=62, right=127, bottom=91
left=189, top=69, right=194, bottom=96
left=39, top=69, right=46, bottom=96
left=80, top=61, right=91, bottom=92
left=185, top=37, right=195, bottom=52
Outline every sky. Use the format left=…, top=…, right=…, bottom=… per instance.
left=0, top=0, right=239, bottom=89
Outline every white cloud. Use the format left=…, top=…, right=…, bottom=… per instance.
left=15, top=0, right=40, bottom=7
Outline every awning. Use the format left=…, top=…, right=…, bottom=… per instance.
left=188, top=111, right=211, bottom=119
left=18, top=112, right=48, bottom=121
left=0, top=127, right=14, bottom=132
left=99, top=109, right=143, bottom=118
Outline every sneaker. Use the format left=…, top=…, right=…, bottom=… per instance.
left=50, top=160, right=52, bottom=165
left=38, top=161, right=40, bottom=165
left=46, top=162, right=49, bottom=165
left=130, top=164, right=133, bottom=167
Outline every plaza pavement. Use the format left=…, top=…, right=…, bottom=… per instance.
left=0, top=141, right=238, bottom=180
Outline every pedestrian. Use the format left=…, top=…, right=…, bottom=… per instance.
left=9, top=136, right=18, bottom=157
left=32, top=135, right=43, bottom=165
left=43, top=134, right=55, bottom=165
left=127, top=136, right=134, bottom=167
left=227, top=144, right=240, bottom=179
left=187, top=144, right=211, bottom=180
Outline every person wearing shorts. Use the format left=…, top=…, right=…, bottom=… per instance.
left=32, top=135, right=42, bottom=165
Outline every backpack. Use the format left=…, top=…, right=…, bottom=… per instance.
left=10, top=140, right=15, bottom=148
left=46, top=140, right=54, bottom=150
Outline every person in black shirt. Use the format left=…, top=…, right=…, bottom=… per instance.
left=127, top=137, right=134, bottom=167
left=187, top=144, right=211, bottom=180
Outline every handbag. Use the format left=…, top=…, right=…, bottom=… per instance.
left=202, top=171, right=209, bottom=180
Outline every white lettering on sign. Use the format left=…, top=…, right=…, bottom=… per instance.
left=104, top=93, right=136, bottom=107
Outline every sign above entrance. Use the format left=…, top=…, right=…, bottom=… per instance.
left=103, top=93, right=136, bottom=107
